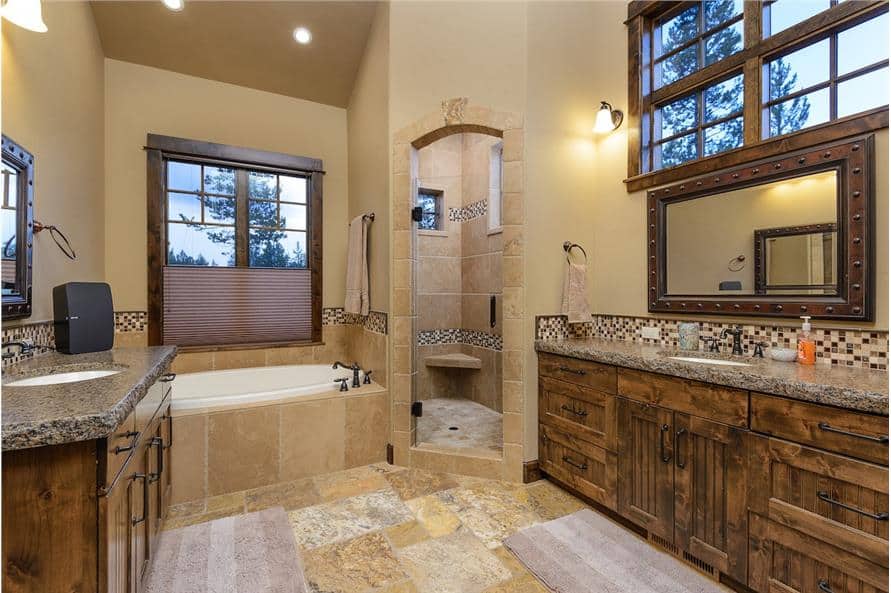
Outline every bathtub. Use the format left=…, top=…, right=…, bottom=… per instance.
left=171, top=364, right=369, bottom=415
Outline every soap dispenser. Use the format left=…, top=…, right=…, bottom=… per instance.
left=796, top=315, right=816, bottom=365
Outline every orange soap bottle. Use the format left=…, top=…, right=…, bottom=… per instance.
left=796, top=316, right=816, bottom=365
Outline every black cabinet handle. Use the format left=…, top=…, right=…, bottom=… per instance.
left=151, top=436, right=164, bottom=475
left=558, top=366, right=586, bottom=376
left=660, top=424, right=672, bottom=463
left=166, top=412, right=173, bottom=450
left=817, top=491, right=889, bottom=520
left=675, top=428, right=687, bottom=469
left=562, top=455, right=588, bottom=471
left=818, top=579, right=833, bottom=593
left=114, top=431, right=140, bottom=454
left=817, top=422, right=888, bottom=444
left=160, top=373, right=176, bottom=383
left=560, top=404, right=588, bottom=418
left=131, top=473, right=148, bottom=525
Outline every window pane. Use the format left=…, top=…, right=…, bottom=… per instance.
left=659, top=4, right=699, bottom=55
left=205, top=196, right=235, bottom=225
left=768, top=87, right=830, bottom=136
left=167, top=192, right=201, bottom=222
left=768, top=40, right=830, bottom=100
left=704, top=116, right=743, bottom=156
left=838, top=67, right=890, bottom=118
left=279, top=175, right=307, bottom=203
left=766, top=0, right=831, bottom=36
left=838, top=13, right=889, bottom=75
left=658, top=45, right=699, bottom=87
left=658, top=133, right=698, bottom=169
left=248, top=171, right=277, bottom=200
left=203, top=166, right=235, bottom=195
left=704, top=74, right=744, bottom=122
left=705, top=20, right=743, bottom=66
left=249, top=229, right=307, bottom=268
left=168, top=223, right=234, bottom=266
left=249, top=199, right=279, bottom=228
left=167, top=161, right=201, bottom=192
left=704, top=0, right=743, bottom=29
left=660, top=94, right=698, bottom=139
left=279, top=203, right=307, bottom=230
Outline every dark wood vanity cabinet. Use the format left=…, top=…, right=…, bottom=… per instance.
left=3, top=375, right=174, bottom=593
left=538, top=353, right=889, bottom=593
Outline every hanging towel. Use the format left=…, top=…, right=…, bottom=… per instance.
left=561, top=261, right=591, bottom=323
left=345, top=215, right=370, bottom=316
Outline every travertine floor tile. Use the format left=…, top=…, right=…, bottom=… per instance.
left=434, top=485, right=540, bottom=548
left=523, top=479, right=587, bottom=521
left=385, top=520, right=431, bottom=548
left=406, top=494, right=463, bottom=538
left=313, top=464, right=393, bottom=501
left=385, top=468, right=460, bottom=500
left=303, top=531, right=407, bottom=593
left=245, top=477, right=321, bottom=512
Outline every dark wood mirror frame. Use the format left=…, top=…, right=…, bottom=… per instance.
left=648, top=135, right=874, bottom=321
left=1, top=135, right=34, bottom=320
left=753, top=223, right=838, bottom=295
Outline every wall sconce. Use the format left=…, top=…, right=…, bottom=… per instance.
left=0, top=0, right=48, bottom=32
left=593, top=101, right=623, bottom=134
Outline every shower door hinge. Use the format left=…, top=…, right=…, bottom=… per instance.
left=411, top=206, right=423, bottom=222
left=411, top=401, right=423, bottom=417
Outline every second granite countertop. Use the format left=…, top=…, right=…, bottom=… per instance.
left=535, top=338, right=888, bottom=415
left=2, top=346, right=178, bottom=451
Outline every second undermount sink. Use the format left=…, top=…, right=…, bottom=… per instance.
left=5, top=369, right=123, bottom=387
left=668, top=356, right=751, bottom=367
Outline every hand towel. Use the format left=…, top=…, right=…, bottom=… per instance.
left=345, top=215, right=369, bottom=316
left=561, top=261, right=591, bottom=323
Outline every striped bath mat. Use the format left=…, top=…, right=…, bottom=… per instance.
left=504, top=509, right=728, bottom=593
left=144, top=506, right=307, bottom=593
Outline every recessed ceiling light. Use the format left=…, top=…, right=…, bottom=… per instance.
left=293, top=27, right=312, bottom=45
left=162, top=0, right=183, bottom=12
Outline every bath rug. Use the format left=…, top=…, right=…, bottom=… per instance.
left=144, top=506, right=308, bottom=593
left=503, top=508, right=728, bottom=593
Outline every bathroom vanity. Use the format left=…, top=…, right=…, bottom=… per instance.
left=1, top=346, right=177, bottom=593
left=535, top=340, right=888, bottom=593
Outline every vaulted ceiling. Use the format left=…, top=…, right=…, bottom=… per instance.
left=90, top=1, right=378, bottom=108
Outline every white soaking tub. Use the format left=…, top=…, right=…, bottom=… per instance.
left=171, top=364, right=369, bottom=415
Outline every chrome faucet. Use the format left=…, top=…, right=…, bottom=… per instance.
left=333, top=361, right=361, bottom=388
left=720, top=326, right=745, bottom=356
left=2, top=340, right=35, bottom=360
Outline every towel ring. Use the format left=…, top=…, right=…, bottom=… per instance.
left=563, top=241, right=587, bottom=264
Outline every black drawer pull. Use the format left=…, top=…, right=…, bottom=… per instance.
left=818, top=579, right=833, bottom=593
left=151, top=436, right=164, bottom=474
left=675, top=428, right=687, bottom=469
left=558, top=366, right=586, bottom=376
left=660, top=424, right=672, bottom=463
left=113, top=431, right=140, bottom=454
left=817, top=491, right=889, bottom=520
left=560, top=404, right=588, bottom=418
left=131, top=473, right=148, bottom=525
left=817, top=422, right=888, bottom=444
left=561, top=455, right=588, bottom=471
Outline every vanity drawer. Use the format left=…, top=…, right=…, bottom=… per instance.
left=538, top=353, right=616, bottom=393
left=103, top=409, right=137, bottom=487
left=539, top=376, right=616, bottom=451
left=751, top=392, right=888, bottom=465
left=617, top=368, right=748, bottom=427
left=539, top=424, right=617, bottom=510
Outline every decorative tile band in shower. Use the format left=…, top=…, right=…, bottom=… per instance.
left=448, top=198, right=487, bottom=223
left=417, top=328, right=502, bottom=351
left=534, top=314, right=888, bottom=370
left=323, top=308, right=388, bottom=334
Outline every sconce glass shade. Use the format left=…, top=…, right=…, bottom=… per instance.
left=1, top=0, right=47, bottom=32
left=593, top=101, right=623, bottom=133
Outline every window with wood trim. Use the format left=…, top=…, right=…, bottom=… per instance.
left=626, top=0, right=889, bottom=192
left=146, top=135, right=323, bottom=348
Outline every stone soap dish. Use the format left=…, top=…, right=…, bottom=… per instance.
left=769, top=348, right=797, bottom=362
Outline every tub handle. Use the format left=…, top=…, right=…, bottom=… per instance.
left=364, top=370, right=373, bottom=385
left=335, top=377, right=349, bottom=392
left=160, top=372, right=176, bottom=383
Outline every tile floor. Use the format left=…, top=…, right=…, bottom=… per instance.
left=416, top=398, right=503, bottom=453
left=164, top=463, right=590, bottom=593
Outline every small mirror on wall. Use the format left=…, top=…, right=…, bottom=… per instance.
left=1, top=135, right=34, bottom=319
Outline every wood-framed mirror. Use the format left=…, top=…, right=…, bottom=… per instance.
left=1, top=135, right=34, bottom=319
left=648, top=135, right=874, bottom=321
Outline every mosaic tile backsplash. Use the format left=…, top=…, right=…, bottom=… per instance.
left=448, top=198, right=487, bottom=223
left=535, top=314, right=888, bottom=370
left=418, top=328, right=503, bottom=351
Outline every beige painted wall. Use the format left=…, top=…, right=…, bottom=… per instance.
left=1, top=3, right=106, bottom=323
left=347, top=2, right=390, bottom=312
left=104, top=59, right=349, bottom=311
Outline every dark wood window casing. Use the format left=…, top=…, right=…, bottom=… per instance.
left=626, top=0, right=889, bottom=192
left=146, top=134, right=324, bottom=349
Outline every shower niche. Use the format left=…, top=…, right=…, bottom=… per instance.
left=413, top=132, right=504, bottom=455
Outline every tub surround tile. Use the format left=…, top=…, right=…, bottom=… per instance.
left=344, top=391, right=390, bottom=467
left=303, top=531, right=408, bottom=593
left=280, top=397, right=346, bottom=481
left=207, top=406, right=280, bottom=495
left=170, top=413, right=208, bottom=504
left=2, top=346, right=178, bottom=451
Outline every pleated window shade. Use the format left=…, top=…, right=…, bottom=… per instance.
left=162, top=266, right=311, bottom=346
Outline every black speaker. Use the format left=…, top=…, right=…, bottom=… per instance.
left=53, top=282, right=115, bottom=354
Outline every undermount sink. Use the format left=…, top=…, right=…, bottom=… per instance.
left=668, top=356, right=751, bottom=367
left=5, top=369, right=123, bottom=387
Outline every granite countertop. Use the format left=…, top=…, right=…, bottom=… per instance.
left=2, top=346, right=178, bottom=451
left=535, top=338, right=888, bottom=415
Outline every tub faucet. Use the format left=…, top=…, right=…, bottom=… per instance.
left=333, top=361, right=361, bottom=388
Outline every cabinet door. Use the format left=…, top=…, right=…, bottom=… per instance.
left=147, top=422, right=163, bottom=559
left=673, top=413, right=748, bottom=583
left=102, top=475, right=134, bottom=593
left=132, top=440, right=150, bottom=593
left=617, top=397, right=675, bottom=540
left=160, top=404, right=172, bottom=520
